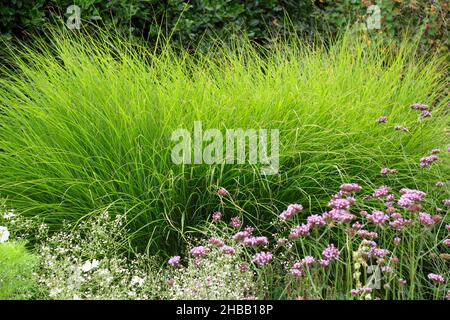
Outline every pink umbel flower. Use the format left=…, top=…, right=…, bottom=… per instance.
left=217, top=187, right=229, bottom=197
left=323, top=209, right=355, bottom=223
left=399, top=279, right=407, bottom=285
left=420, top=110, right=431, bottom=118
left=376, top=116, right=388, bottom=124
left=420, top=155, right=438, bottom=168
left=322, top=244, right=340, bottom=261
left=168, top=256, right=181, bottom=266
left=411, top=103, right=429, bottom=110
left=221, top=245, right=236, bottom=254
left=418, top=212, right=435, bottom=227
left=243, top=236, right=269, bottom=247
left=319, top=259, right=330, bottom=267
left=328, top=196, right=352, bottom=210
left=373, top=186, right=390, bottom=198
left=367, top=210, right=390, bottom=226
left=351, top=287, right=372, bottom=295
left=301, top=256, right=316, bottom=266
left=230, top=216, right=241, bottom=228
left=252, top=252, right=273, bottom=265
left=208, top=237, right=224, bottom=247
left=276, top=238, right=287, bottom=247
left=212, top=211, right=222, bottom=221
left=232, top=229, right=252, bottom=241
left=397, top=188, right=426, bottom=208
left=340, top=183, right=362, bottom=193
left=443, top=199, right=450, bottom=206
left=289, top=223, right=311, bottom=239
left=356, top=230, right=378, bottom=239
left=393, top=237, right=401, bottom=245
left=431, top=148, right=440, bottom=154
left=427, top=273, right=445, bottom=283
left=443, top=239, right=450, bottom=246
left=190, top=246, right=206, bottom=257
left=389, top=217, right=412, bottom=231
left=307, top=214, right=326, bottom=227
left=445, top=224, right=450, bottom=231
left=380, top=168, right=398, bottom=176
left=290, top=268, right=302, bottom=277
left=279, top=204, right=303, bottom=221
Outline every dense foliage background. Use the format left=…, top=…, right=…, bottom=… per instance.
left=1, top=1, right=448, bottom=51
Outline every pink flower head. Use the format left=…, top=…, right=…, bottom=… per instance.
left=411, top=103, right=428, bottom=110
left=230, top=216, right=241, bottom=228
left=377, top=116, right=388, bottom=124
left=357, top=230, right=378, bottom=239
left=328, top=196, right=351, bottom=210
left=217, top=187, right=229, bottom=197
left=380, top=168, right=398, bottom=176
left=190, top=246, right=206, bottom=257
left=243, top=236, right=269, bottom=247
left=168, top=256, right=181, bottom=266
left=322, top=244, right=340, bottom=261
left=221, top=245, right=236, bottom=254
left=252, top=251, right=273, bottom=265
left=431, top=148, right=440, bottom=155
left=279, top=204, right=303, bottom=221
left=276, top=238, right=287, bottom=247
left=290, top=267, right=302, bottom=277
left=398, top=188, right=426, bottom=208
left=443, top=199, right=450, bottom=206
left=393, top=237, right=401, bottom=245
left=307, top=214, right=326, bottom=227
left=373, top=186, right=390, bottom=198
left=418, top=212, right=435, bottom=227
left=420, top=110, right=431, bottom=118
left=435, top=181, right=444, bottom=187
left=443, top=239, right=450, bottom=246
left=367, top=210, right=390, bottom=226
left=340, top=183, right=362, bottom=193
left=212, top=211, right=222, bottom=221
left=301, top=256, right=316, bottom=266
left=399, top=279, right=407, bottom=285
left=319, top=259, right=330, bottom=267
left=420, top=155, right=438, bottom=168
left=289, top=223, right=311, bottom=239
left=208, top=237, right=224, bottom=247
left=427, top=273, right=445, bottom=283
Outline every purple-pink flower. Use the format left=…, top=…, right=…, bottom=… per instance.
left=252, top=251, right=273, bottom=265
left=322, top=244, right=340, bottom=261
left=217, top=187, right=229, bottom=197
left=340, top=183, right=362, bottom=193
left=243, top=236, right=269, bottom=247
left=212, top=211, right=222, bottom=221
left=367, top=210, right=389, bottom=226
left=221, top=245, right=236, bottom=254
left=427, top=273, right=445, bottom=283
left=377, top=116, right=388, bottom=124
left=418, top=212, right=435, bottom=227
left=410, top=103, right=429, bottom=110
left=168, top=256, right=181, bottom=266
left=190, top=246, right=206, bottom=257
left=279, top=204, right=303, bottom=221
left=230, top=216, right=241, bottom=228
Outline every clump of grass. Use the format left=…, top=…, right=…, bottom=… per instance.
left=0, top=241, right=38, bottom=299
left=0, top=29, right=448, bottom=253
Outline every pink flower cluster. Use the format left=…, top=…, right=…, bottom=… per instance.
left=366, top=210, right=390, bottom=226
left=279, top=204, right=303, bottom=221
left=340, top=183, right=362, bottom=193
left=168, top=256, right=181, bottom=266
left=420, top=155, right=438, bottom=168
left=376, top=116, right=388, bottom=124
left=212, top=211, right=222, bottom=221
left=208, top=237, right=224, bottom=247
left=373, top=186, right=390, bottom=198
left=410, top=103, right=429, bottom=110
left=380, top=168, right=398, bottom=176
left=397, top=188, right=426, bottom=208
left=351, top=287, right=373, bottom=295
left=190, top=246, right=206, bottom=257
left=243, top=236, right=269, bottom=247
left=221, top=245, right=236, bottom=254
left=322, top=244, right=340, bottom=261
left=427, top=273, right=445, bottom=284
left=252, top=251, right=273, bottom=265
left=230, top=216, right=241, bottom=228
left=418, top=212, right=435, bottom=227
left=217, top=187, right=229, bottom=197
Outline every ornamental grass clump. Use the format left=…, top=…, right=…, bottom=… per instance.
left=0, top=29, right=448, bottom=254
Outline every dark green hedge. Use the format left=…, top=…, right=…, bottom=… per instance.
left=1, top=1, right=448, bottom=50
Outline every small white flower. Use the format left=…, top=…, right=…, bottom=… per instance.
left=81, top=259, right=99, bottom=272
left=131, top=276, right=145, bottom=287
left=4, top=210, right=16, bottom=220
left=0, top=226, right=10, bottom=243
